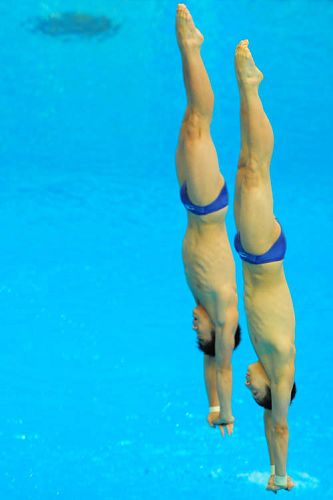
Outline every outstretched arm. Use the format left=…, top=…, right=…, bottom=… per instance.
left=204, top=355, right=224, bottom=431
left=204, top=354, right=219, bottom=408
left=264, top=409, right=276, bottom=489
left=214, top=324, right=234, bottom=425
left=270, top=380, right=291, bottom=475
left=267, top=364, right=295, bottom=491
left=264, top=409, right=275, bottom=467
left=211, top=302, right=238, bottom=434
left=211, top=308, right=238, bottom=436
left=204, top=353, right=236, bottom=438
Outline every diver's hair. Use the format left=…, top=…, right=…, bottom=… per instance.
left=255, top=382, right=297, bottom=410
left=197, top=324, right=241, bottom=357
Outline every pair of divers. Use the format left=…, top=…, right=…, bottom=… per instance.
left=176, top=4, right=296, bottom=493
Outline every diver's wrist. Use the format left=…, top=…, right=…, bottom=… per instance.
left=219, top=409, right=234, bottom=421
left=274, top=475, right=288, bottom=487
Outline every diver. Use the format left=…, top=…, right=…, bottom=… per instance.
left=234, top=40, right=296, bottom=492
left=175, top=4, right=241, bottom=437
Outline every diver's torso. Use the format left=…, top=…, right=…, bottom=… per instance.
left=243, top=261, right=296, bottom=368
left=182, top=211, right=236, bottom=300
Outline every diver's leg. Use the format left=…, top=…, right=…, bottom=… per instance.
left=234, top=41, right=279, bottom=254
left=175, top=4, right=223, bottom=204
left=234, top=86, right=249, bottom=230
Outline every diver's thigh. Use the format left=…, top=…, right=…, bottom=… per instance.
left=238, top=175, right=277, bottom=254
left=182, top=133, right=224, bottom=206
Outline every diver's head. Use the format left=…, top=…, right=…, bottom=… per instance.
left=245, top=361, right=297, bottom=409
left=192, top=305, right=241, bottom=357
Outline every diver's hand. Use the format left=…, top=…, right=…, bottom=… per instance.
left=266, top=475, right=275, bottom=492
left=266, top=476, right=294, bottom=493
left=211, top=413, right=235, bottom=437
left=207, top=411, right=220, bottom=427
left=207, top=411, right=234, bottom=437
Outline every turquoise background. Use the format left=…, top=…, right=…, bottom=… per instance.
left=0, top=0, right=332, bottom=498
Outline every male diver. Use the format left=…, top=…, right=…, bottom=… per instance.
left=234, top=40, right=296, bottom=491
left=175, top=4, right=240, bottom=437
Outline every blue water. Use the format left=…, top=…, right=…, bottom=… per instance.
left=0, top=0, right=332, bottom=498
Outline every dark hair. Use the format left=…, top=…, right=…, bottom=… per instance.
left=254, top=382, right=297, bottom=410
left=197, top=324, right=241, bottom=357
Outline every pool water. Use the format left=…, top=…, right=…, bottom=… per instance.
left=0, top=0, right=332, bottom=498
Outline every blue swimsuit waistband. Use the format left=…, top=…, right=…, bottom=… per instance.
left=180, top=182, right=228, bottom=216
left=234, top=226, right=287, bottom=265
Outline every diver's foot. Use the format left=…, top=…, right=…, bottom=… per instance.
left=235, top=40, right=263, bottom=88
left=176, top=4, right=204, bottom=52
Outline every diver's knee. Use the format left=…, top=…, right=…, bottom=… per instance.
left=181, top=111, right=210, bottom=142
left=237, top=152, right=248, bottom=170
left=273, top=423, right=288, bottom=437
left=241, top=161, right=267, bottom=190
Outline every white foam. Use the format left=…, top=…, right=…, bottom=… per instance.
left=237, top=471, right=269, bottom=486
left=293, top=471, right=320, bottom=490
left=237, top=470, right=320, bottom=489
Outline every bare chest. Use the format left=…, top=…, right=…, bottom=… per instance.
left=245, top=288, right=295, bottom=350
left=182, top=235, right=235, bottom=294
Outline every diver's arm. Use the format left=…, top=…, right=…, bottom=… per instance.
left=270, top=367, right=294, bottom=478
left=213, top=322, right=235, bottom=424
left=204, top=355, right=222, bottom=427
left=264, top=409, right=275, bottom=467
left=264, top=409, right=277, bottom=489
left=204, top=354, right=219, bottom=407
